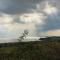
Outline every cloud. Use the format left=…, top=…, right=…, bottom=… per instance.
left=0, top=0, right=44, bottom=15
left=35, top=1, right=58, bottom=32
left=43, top=2, right=57, bottom=15
left=19, top=13, right=45, bottom=24
left=0, top=13, right=37, bottom=38
left=41, top=10, right=60, bottom=31
left=0, top=14, right=13, bottom=24
left=0, top=0, right=60, bottom=39
left=35, top=0, right=60, bottom=37
left=45, top=29, right=60, bottom=36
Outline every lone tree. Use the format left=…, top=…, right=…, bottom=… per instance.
left=18, top=30, right=29, bottom=41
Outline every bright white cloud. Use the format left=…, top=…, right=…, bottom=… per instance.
left=20, top=13, right=46, bottom=24
left=43, top=1, right=57, bottom=15
left=0, top=14, right=13, bottom=24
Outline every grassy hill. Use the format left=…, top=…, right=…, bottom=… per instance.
left=0, top=40, right=60, bottom=60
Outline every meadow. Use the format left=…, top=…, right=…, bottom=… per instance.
left=0, top=40, right=60, bottom=60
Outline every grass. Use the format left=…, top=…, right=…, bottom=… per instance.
left=0, top=41, right=60, bottom=60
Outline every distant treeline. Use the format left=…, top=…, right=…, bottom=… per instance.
left=40, top=36, right=60, bottom=41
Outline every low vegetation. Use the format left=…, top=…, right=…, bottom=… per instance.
left=0, top=40, right=60, bottom=60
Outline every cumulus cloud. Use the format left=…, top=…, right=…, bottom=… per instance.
left=19, top=13, right=45, bottom=24
left=0, top=14, right=13, bottom=24
left=34, top=0, right=60, bottom=37
left=0, top=13, right=37, bottom=38
left=35, top=1, right=58, bottom=31
left=0, top=0, right=60, bottom=39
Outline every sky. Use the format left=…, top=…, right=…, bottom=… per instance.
left=0, top=0, right=60, bottom=39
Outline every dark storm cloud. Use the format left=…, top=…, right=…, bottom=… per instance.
left=0, top=0, right=44, bottom=15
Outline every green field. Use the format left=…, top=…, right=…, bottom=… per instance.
left=0, top=41, right=60, bottom=60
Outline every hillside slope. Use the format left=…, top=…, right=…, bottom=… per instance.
left=0, top=41, right=60, bottom=60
